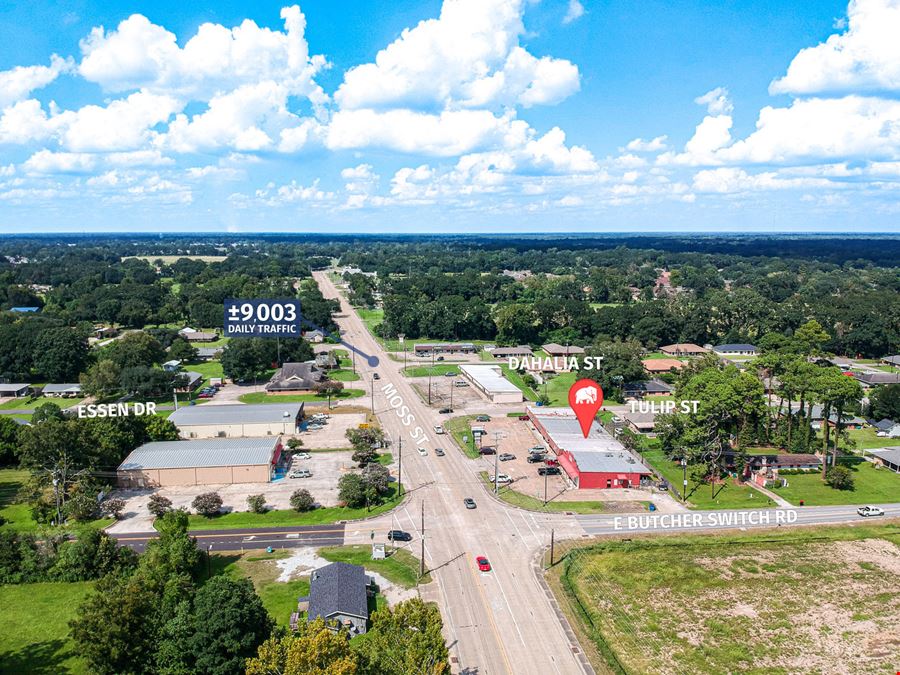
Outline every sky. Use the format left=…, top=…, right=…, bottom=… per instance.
left=0, top=0, right=899, bottom=233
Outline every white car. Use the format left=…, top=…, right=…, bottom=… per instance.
left=417, top=447, right=428, bottom=456
left=293, top=452, right=311, bottom=460
left=290, top=469, right=312, bottom=479
left=857, top=506, right=885, bottom=517
left=489, top=474, right=512, bottom=483
left=433, top=425, right=444, bottom=434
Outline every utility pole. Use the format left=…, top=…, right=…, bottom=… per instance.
left=449, top=375, right=453, bottom=410
left=493, top=431, right=502, bottom=494
left=397, top=438, right=403, bottom=496
left=543, top=469, right=548, bottom=506
left=419, top=500, right=426, bottom=579
left=550, top=529, right=555, bottom=567
left=428, top=349, right=434, bottom=405
left=352, top=347, right=356, bottom=375
left=681, top=457, right=687, bottom=503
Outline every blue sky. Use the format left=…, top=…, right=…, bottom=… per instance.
left=1, top=0, right=898, bottom=233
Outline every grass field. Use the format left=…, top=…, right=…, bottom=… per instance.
left=553, top=524, right=900, bottom=675
left=402, top=364, right=460, bottom=377
left=0, top=396, right=84, bottom=410
left=238, top=389, right=365, bottom=404
left=0, top=469, right=113, bottom=534
left=208, top=550, right=309, bottom=628
left=771, top=457, right=900, bottom=505
left=476, top=472, right=608, bottom=514
left=0, top=581, right=93, bottom=674
left=330, top=368, right=361, bottom=382
left=642, top=448, right=772, bottom=509
left=499, top=364, right=538, bottom=400
left=445, top=415, right=481, bottom=458
left=182, top=485, right=402, bottom=530
left=319, top=544, right=429, bottom=587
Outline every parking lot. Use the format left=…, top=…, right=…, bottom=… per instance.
left=297, top=411, right=366, bottom=449
left=410, top=376, right=487, bottom=411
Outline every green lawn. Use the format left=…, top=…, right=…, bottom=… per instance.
left=376, top=452, right=394, bottom=466
left=771, top=457, right=900, bottom=506
left=543, top=371, right=576, bottom=406
left=330, top=368, right=361, bottom=382
left=182, top=485, right=403, bottom=530
left=0, top=581, right=93, bottom=674
left=331, top=349, right=353, bottom=369
left=319, top=544, right=430, bottom=587
left=554, top=524, right=900, bottom=675
left=843, top=427, right=894, bottom=450
left=445, top=415, right=481, bottom=458
left=208, top=550, right=309, bottom=628
left=402, top=364, right=460, bottom=378
left=0, top=469, right=113, bottom=534
left=499, top=365, right=538, bottom=400
left=477, top=472, right=609, bottom=514
left=642, top=448, right=772, bottom=509
left=238, top=389, right=365, bottom=404
left=0, top=396, right=84, bottom=410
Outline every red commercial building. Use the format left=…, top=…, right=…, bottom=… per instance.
left=527, top=407, right=651, bottom=489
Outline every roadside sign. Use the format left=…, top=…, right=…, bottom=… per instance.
left=224, top=298, right=302, bottom=338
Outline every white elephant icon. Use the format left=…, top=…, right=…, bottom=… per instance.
left=574, top=386, right=597, bottom=405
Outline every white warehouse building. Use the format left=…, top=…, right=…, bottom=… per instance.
left=168, top=403, right=305, bottom=439
left=459, top=365, right=524, bottom=404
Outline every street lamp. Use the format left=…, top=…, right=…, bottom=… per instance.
left=681, top=457, right=687, bottom=503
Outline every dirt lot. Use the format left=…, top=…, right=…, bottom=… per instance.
left=558, top=527, right=900, bottom=674
left=410, top=377, right=488, bottom=411
left=108, top=448, right=386, bottom=533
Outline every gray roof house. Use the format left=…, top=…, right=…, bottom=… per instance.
left=712, top=343, right=757, bottom=356
left=305, top=562, right=372, bottom=634
left=266, top=362, right=326, bottom=393
left=854, top=372, right=900, bottom=388
left=42, top=383, right=82, bottom=397
left=872, top=418, right=898, bottom=432
left=622, top=379, right=674, bottom=398
left=0, top=383, right=30, bottom=397
left=881, top=355, right=900, bottom=367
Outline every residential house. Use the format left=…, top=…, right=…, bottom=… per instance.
left=174, top=371, right=203, bottom=393
left=42, top=383, right=82, bottom=398
left=490, top=345, right=534, bottom=358
left=542, top=343, right=585, bottom=357
left=266, top=361, right=326, bottom=393
left=183, top=331, right=218, bottom=343
left=712, top=343, right=757, bottom=357
left=642, top=358, right=684, bottom=374
left=622, top=379, right=674, bottom=399
left=413, top=343, right=477, bottom=355
left=660, top=343, right=709, bottom=357
left=807, top=405, right=866, bottom=430
left=0, top=383, right=30, bottom=398
left=195, top=347, right=222, bottom=361
left=868, top=447, right=900, bottom=473
left=162, top=360, right=182, bottom=372
left=303, top=329, right=326, bottom=343
left=623, top=410, right=657, bottom=433
left=315, top=352, right=338, bottom=369
left=94, top=326, right=118, bottom=339
left=303, top=562, right=372, bottom=634
left=880, top=355, right=900, bottom=367
left=853, top=372, right=900, bottom=389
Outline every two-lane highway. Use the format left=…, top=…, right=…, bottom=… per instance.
left=112, top=523, right=346, bottom=553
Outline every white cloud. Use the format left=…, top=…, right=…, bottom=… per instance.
left=692, top=167, right=834, bottom=194
left=78, top=7, right=327, bottom=107
left=334, top=0, right=579, bottom=111
left=625, top=135, right=667, bottom=152
left=562, top=0, right=585, bottom=25
left=771, top=0, right=900, bottom=95
left=24, top=151, right=97, bottom=174
left=0, top=55, right=72, bottom=108
left=694, top=87, right=733, bottom=115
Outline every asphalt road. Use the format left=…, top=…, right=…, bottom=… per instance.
left=314, top=271, right=591, bottom=675
left=111, top=523, right=347, bottom=553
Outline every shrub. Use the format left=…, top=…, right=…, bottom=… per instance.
left=337, top=473, right=366, bottom=508
left=148, top=493, right=173, bottom=517
left=825, top=465, right=855, bottom=491
left=100, top=498, right=126, bottom=520
left=289, top=489, right=315, bottom=512
left=192, top=492, right=223, bottom=516
left=286, top=437, right=304, bottom=450
left=65, top=493, right=100, bottom=523
left=247, top=494, right=267, bottom=514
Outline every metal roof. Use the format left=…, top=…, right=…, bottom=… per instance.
left=869, top=447, right=900, bottom=467
left=529, top=408, right=625, bottom=454
left=569, top=450, right=649, bottom=474
left=713, top=344, right=757, bottom=352
left=42, top=383, right=81, bottom=394
left=118, top=437, right=279, bottom=470
left=307, top=562, right=369, bottom=622
left=169, top=403, right=303, bottom=426
left=459, top=365, right=521, bottom=394
left=0, top=383, right=30, bottom=393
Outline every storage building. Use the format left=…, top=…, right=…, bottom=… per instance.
left=169, top=403, right=304, bottom=439
left=459, top=365, right=523, bottom=404
left=117, top=436, right=281, bottom=487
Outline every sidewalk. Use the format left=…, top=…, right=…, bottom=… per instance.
left=750, top=482, right=793, bottom=508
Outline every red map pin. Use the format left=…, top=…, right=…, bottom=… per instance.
left=568, top=379, right=604, bottom=438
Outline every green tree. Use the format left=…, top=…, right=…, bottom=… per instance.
left=868, top=383, right=900, bottom=421
left=338, top=473, right=366, bottom=508
left=314, top=379, right=344, bottom=406
left=105, top=331, right=165, bottom=369
left=189, top=576, right=274, bottom=675
left=33, top=327, right=89, bottom=381
left=145, top=415, right=180, bottom=441
left=31, top=401, right=64, bottom=423
left=577, top=340, right=645, bottom=401
left=52, top=529, right=136, bottom=581
left=167, top=338, right=198, bottom=363
left=290, top=488, right=315, bottom=512
left=80, top=359, right=122, bottom=398
left=192, top=492, right=223, bottom=516
left=247, top=494, right=267, bottom=513
left=358, top=598, right=450, bottom=675
left=0, top=415, right=21, bottom=466
left=148, top=493, right=173, bottom=517
left=246, top=618, right=360, bottom=675
left=825, top=464, right=855, bottom=490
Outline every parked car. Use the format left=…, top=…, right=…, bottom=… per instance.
left=198, top=392, right=214, bottom=399
left=387, top=530, right=412, bottom=541
left=290, top=469, right=312, bottom=478
left=657, top=482, right=669, bottom=491
left=454, top=381, right=469, bottom=387
left=476, top=415, right=491, bottom=422
left=307, top=424, right=323, bottom=431
left=518, top=415, right=529, bottom=421
left=433, top=425, right=444, bottom=434
left=434, top=448, right=445, bottom=456
left=476, top=555, right=491, bottom=572
left=463, top=497, right=477, bottom=509
left=530, top=446, right=546, bottom=454
left=373, top=373, right=380, bottom=380
left=527, top=455, right=545, bottom=464
left=544, top=458, right=559, bottom=467
left=436, top=356, right=445, bottom=361
left=489, top=474, right=512, bottom=483
left=439, top=407, right=453, bottom=414
left=293, top=452, right=311, bottom=460
left=857, top=506, right=885, bottom=517
left=538, top=466, right=561, bottom=476
left=612, top=416, right=622, bottom=423
left=444, top=372, right=455, bottom=377
left=498, top=453, right=516, bottom=461
left=417, top=447, right=428, bottom=456
left=478, top=446, right=496, bottom=455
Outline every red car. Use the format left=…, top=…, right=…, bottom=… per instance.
left=476, top=556, right=491, bottom=572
